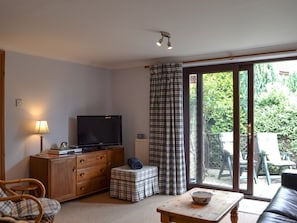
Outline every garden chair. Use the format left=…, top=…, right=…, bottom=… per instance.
left=218, top=132, right=234, bottom=179
left=0, top=178, right=61, bottom=223
left=218, top=132, right=257, bottom=182
left=256, top=132, right=296, bottom=185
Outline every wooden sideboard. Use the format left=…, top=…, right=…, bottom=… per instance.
left=30, top=147, right=124, bottom=202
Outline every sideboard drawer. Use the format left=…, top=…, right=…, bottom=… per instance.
left=77, top=164, right=107, bottom=182
left=77, top=151, right=107, bottom=168
left=76, top=177, right=107, bottom=196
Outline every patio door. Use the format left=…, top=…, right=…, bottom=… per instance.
left=184, top=63, right=254, bottom=195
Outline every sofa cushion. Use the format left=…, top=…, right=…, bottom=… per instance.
left=257, top=212, right=297, bottom=223
left=282, top=169, right=297, bottom=190
left=264, top=186, right=297, bottom=221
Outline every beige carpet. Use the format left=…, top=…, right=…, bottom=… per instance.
left=54, top=191, right=269, bottom=223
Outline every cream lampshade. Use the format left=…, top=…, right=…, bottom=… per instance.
left=34, top=120, right=49, bottom=153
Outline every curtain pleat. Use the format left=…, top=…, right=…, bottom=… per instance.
left=149, top=63, right=187, bottom=195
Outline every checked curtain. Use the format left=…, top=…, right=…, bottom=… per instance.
left=149, top=63, right=187, bottom=195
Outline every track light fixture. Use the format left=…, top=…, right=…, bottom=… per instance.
left=156, top=36, right=163, bottom=46
left=156, top=31, right=173, bottom=50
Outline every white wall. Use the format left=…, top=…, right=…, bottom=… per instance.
left=112, top=67, right=150, bottom=160
left=5, top=51, right=113, bottom=179
left=4, top=51, right=152, bottom=179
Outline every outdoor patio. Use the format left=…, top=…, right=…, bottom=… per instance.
left=189, top=133, right=296, bottom=199
left=203, top=167, right=282, bottom=199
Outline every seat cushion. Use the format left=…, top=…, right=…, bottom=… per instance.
left=257, top=212, right=297, bottom=223
left=0, top=214, right=29, bottom=223
left=263, top=187, right=297, bottom=221
left=0, top=188, right=14, bottom=216
left=111, top=165, right=158, bottom=182
left=11, top=198, right=61, bottom=220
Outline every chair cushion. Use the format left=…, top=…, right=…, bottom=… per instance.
left=0, top=188, right=14, bottom=216
left=11, top=198, right=61, bottom=220
left=0, top=214, right=29, bottom=223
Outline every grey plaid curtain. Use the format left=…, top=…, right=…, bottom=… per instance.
left=149, top=63, right=187, bottom=195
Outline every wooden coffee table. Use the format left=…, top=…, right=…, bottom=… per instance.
left=157, top=188, right=244, bottom=223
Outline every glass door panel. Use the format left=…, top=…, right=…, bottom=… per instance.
left=188, top=71, right=235, bottom=189
left=253, top=60, right=297, bottom=199
left=239, top=69, right=251, bottom=193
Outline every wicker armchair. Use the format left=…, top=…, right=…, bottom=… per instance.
left=0, top=178, right=61, bottom=223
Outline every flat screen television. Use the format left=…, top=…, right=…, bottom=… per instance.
left=77, top=115, right=122, bottom=147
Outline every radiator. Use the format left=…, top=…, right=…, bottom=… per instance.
left=135, top=139, right=149, bottom=165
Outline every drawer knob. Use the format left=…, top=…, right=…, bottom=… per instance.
left=80, top=159, right=85, bottom=163
left=80, top=173, right=85, bottom=177
left=97, top=155, right=105, bottom=160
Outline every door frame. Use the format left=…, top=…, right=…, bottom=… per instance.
left=0, top=50, right=5, bottom=179
left=241, top=64, right=255, bottom=195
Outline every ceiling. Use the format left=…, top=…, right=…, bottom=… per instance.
left=1, top=0, right=297, bottom=69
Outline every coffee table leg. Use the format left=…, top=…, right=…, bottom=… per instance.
left=160, top=214, right=170, bottom=223
left=231, top=205, right=239, bottom=223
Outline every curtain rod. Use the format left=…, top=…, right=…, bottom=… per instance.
left=144, top=48, right=297, bottom=69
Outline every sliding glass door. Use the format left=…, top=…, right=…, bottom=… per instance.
left=184, top=64, right=254, bottom=194
left=184, top=58, right=297, bottom=199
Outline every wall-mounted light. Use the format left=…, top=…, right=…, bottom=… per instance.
left=34, top=120, right=49, bottom=153
left=156, top=31, right=173, bottom=50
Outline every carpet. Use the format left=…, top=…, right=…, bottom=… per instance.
left=54, top=191, right=268, bottom=223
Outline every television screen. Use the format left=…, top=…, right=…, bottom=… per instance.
left=77, top=115, right=122, bottom=147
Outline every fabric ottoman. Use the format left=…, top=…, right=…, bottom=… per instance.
left=110, top=165, right=159, bottom=202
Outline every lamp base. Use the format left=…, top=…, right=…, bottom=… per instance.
left=40, top=135, right=44, bottom=153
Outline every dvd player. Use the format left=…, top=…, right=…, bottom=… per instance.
left=48, top=148, right=82, bottom=155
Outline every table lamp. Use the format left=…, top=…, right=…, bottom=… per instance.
left=34, top=120, right=49, bottom=153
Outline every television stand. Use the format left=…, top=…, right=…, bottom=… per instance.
left=30, top=146, right=124, bottom=202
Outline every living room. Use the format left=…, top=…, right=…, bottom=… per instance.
left=1, top=1, right=297, bottom=222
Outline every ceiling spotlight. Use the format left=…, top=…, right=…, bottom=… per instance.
left=167, top=38, right=173, bottom=50
left=156, top=31, right=173, bottom=49
left=156, top=36, right=163, bottom=46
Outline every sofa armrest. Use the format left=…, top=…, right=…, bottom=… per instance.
left=282, top=169, right=297, bottom=190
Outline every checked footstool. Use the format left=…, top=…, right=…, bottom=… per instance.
left=110, top=165, right=159, bottom=202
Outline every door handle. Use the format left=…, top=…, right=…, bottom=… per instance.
left=247, top=123, right=252, bottom=140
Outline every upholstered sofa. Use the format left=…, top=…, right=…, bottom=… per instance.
left=257, top=169, right=297, bottom=223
